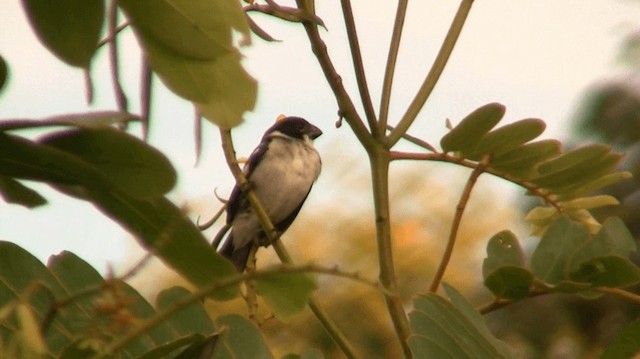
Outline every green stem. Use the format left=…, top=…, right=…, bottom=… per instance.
left=340, top=0, right=379, bottom=136
left=429, top=157, right=486, bottom=292
left=370, top=149, right=412, bottom=358
left=378, top=0, right=408, bottom=134
left=387, top=0, right=474, bottom=146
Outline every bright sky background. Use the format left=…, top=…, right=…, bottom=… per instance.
left=0, top=0, right=639, bottom=273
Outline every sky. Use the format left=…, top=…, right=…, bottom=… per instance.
left=0, top=0, right=639, bottom=273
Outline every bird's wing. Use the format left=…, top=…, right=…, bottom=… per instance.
left=274, top=185, right=314, bottom=232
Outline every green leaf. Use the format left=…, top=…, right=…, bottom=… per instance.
left=557, top=171, right=633, bottom=200
left=601, top=320, right=640, bottom=359
left=0, top=176, right=47, bottom=208
left=484, top=267, right=534, bottom=300
left=530, top=216, right=589, bottom=284
left=560, top=195, right=619, bottom=211
left=567, top=217, right=636, bottom=274
left=212, top=315, right=275, bottom=359
left=536, top=152, right=624, bottom=192
left=41, top=128, right=177, bottom=199
left=482, top=230, right=525, bottom=278
left=156, top=287, right=214, bottom=336
left=570, top=256, right=640, bottom=287
left=440, top=103, right=506, bottom=153
left=536, top=144, right=611, bottom=175
left=255, top=272, right=317, bottom=320
left=0, top=54, right=7, bottom=92
left=84, top=192, right=238, bottom=300
left=409, top=286, right=514, bottom=359
left=142, top=37, right=257, bottom=128
left=21, top=0, right=104, bottom=67
left=466, top=118, right=546, bottom=160
left=138, top=333, right=207, bottom=359
left=118, top=0, right=249, bottom=61
left=490, top=139, right=561, bottom=178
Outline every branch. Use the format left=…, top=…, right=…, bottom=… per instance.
left=387, top=0, right=474, bottom=146
left=108, top=0, right=128, bottom=116
left=378, top=0, right=408, bottom=134
left=340, top=0, right=379, bottom=137
left=219, top=128, right=360, bottom=359
left=429, top=156, right=488, bottom=292
left=294, top=0, right=376, bottom=151
left=389, top=151, right=562, bottom=211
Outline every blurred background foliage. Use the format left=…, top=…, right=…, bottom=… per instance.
left=121, top=30, right=640, bottom=359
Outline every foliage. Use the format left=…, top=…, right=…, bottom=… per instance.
left=1, top=0, right=639, bottom=358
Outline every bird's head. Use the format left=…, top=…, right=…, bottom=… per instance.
left=266, top=116, right=323, bottom=142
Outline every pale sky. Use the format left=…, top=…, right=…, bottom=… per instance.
left=0, top=0, right=639, bottom=272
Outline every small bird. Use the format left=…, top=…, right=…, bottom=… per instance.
left=218, top=116, right=323, bottom=271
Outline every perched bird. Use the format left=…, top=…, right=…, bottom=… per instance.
left=218, top=116, right=323, bottom=271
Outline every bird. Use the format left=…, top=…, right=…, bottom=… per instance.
left=217, top=116, right=323, bottom=271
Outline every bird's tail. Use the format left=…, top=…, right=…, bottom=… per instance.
left=219, top=234, right=251, bottom=272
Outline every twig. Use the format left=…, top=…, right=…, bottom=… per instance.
left=378, top=0, right=408, bottom=134
left=389, top=150, right=562, bottom=211
left=387, top=125, right=437, bottom=152
left=294, top=0, right=376, bottom=151
left=340, top=0, right=378, bottom=137
left=97, top=22, right=129, bottom=49
left=219, top=128, right=359, bottom=359
left=595, top=287, right=640, bottom=305
left=387, top=0, right=475, bottom=146
left=429, top=155, right=488, bottom=292
left=139, top=55, right=152, bottom=141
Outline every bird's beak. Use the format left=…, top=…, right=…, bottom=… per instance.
left=307, top=124, right=323, bottom=140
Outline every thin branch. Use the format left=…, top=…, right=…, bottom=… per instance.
left=139, top=55, right=152, bottom=141
left=595, top=287, right=640, bottom=305
left=429, top=155, right=488, bottom=292
left=340, top=0, right=379, bottom=137
left=97, top=22, right=129, bottom=49
left=219, top=128, right=359, bottom=359
left=387, top=0, right=474, bottom=146
left=378, top=0, right=408, bottom=134
left=294, top=0, right=376, bottom=151
left=387, top=125, right=437, bottom=152
left=389, top=151, right=562, bottom=211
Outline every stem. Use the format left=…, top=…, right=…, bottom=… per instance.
left=294, top=0, right=376, bottom=151
left=387, top=0, right=474, bottom=146
left=370, top=149, right=412, bottom=358
left=429, top=156, right=487, bottom=292
left=219, top=128, right=359, bottom=359
left=340, top=0, right=379, bottom=137
left=378, top=0, right=408, bottom=134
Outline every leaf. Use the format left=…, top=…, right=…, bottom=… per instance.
left=142, top=37, right=257, bottom=128
left=440, top=103, right=506, bottom=153
left=557, top=171, right=633, bottom=200
left=484, top=267, right=534, bottom=300
left=118, top=0, right=249, bottom=61
left=466, top=118, right=546, bottom=160
left=567, top=217, right=637, bottom=274
left=212, top=315, right=275, bottom=359
left=16, top=303, right=48, bottom=355
left=536, top=144, right=611, bottom=175
left=482, top=230, right=525, bottom=278
left=490, top=139, right=561, bottom=177
left=409, top=286, right=514, bottom=359
left=601, top=320, right=640, bottom=359
left=84, top=191, right=238, bottom=300
left=537, top=152, right=624, bottom=192
left=0, top=176, right=47, bottom=208
left=41, top=128, right=177, bottom=199
left=530, top=216, right=589, bottom=284
left=0, top=54, right=7, bottom=92
left=560, top=195, right=619, bottom=211
left=570, top=256, right=640, bottom=287
left=156, top=287, right=214, bottom=336
left=138, top=333, right=207, bottom=359
left=255, top=272, right=317, bottom=320
left=21, top=0, right=104, bottom=67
